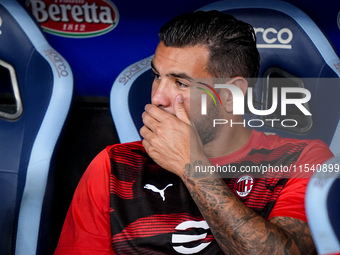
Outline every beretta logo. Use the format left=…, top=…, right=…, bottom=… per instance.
left=26, top=0, right=119, bottom=38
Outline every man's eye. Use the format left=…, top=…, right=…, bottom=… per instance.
left=153, top=73, right=161, bottom=80
left=176, top=80, right=189, bottom=88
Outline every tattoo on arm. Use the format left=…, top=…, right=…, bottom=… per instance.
left=182, top=161, right=316, bottom=255
left=269, top=217, right=317, bottom=255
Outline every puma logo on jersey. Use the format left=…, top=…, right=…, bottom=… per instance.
left=144, top=183, right=173, bottom=201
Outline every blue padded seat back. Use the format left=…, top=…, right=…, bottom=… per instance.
left=306, top=156, right=340, bottom=255
left=200, top=1, right=340, bottom=153
left=0, top=1, right=73, bottom=254
left=110, top=0, right=340, bottom=152
left=111, top=56, right=153, bottom=143
left=328, top=178, right=340, bottom=243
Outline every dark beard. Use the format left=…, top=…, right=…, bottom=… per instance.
left=193, top=103, right=221, bottom=145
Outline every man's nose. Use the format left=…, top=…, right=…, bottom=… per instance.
left=151, top=81, right=171, bottom=108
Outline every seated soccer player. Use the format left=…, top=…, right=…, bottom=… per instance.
left=55, top=10, right=333, bottom=254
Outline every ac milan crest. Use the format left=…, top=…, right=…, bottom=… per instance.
left=235, top=175, right=254, bottom=197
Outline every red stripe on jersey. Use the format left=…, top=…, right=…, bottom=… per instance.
left=110, top=174, right=134, bottom=199
left=235, top=142, right=307, bottom=165
left=112, top=213, right=206, bottom=243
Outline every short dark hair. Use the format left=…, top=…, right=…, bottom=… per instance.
left=158, top=10, right=260, bottom=81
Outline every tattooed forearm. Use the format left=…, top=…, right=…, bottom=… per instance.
left=182, top=161, right=316, bottom=255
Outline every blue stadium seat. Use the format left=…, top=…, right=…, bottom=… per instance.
left=110, top=55, right=153, bottom=143
left=110, top=0, right=340, bottom=157
left=0, top=1, right=73, bottom=254
left=306, top=157, right=340, bottom=255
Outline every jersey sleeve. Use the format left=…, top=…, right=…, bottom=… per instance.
left=54, top=148, right=114, bottom=255
left=268, top=140, right=334, bottom=222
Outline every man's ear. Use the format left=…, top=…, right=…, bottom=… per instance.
left=221, top=77, right=248, bottom=113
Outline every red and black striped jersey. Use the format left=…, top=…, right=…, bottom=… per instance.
left=108, top=130, right=333, bottom=254
left=54, top=130, right=333, bottom=255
